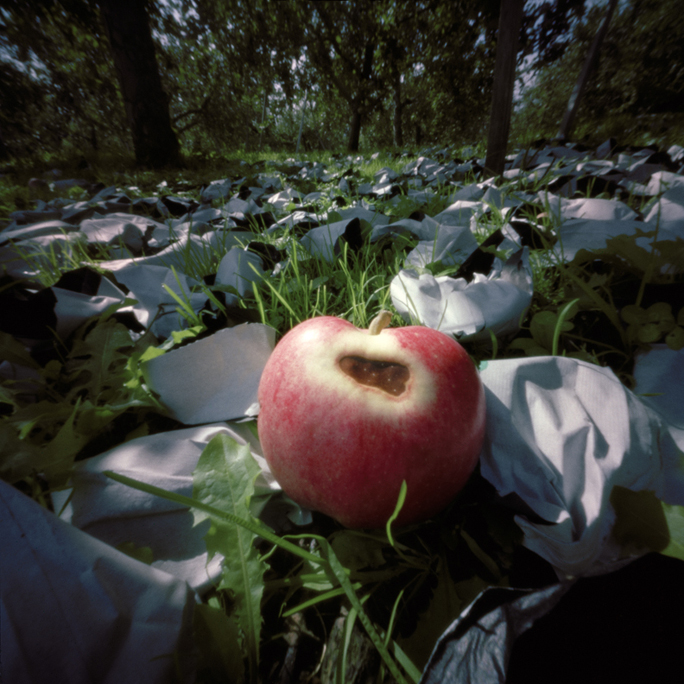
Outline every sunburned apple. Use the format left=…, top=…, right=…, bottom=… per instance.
left=257, top=311, right=486, bottom=529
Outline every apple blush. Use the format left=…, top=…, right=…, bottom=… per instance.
left=257, top=311, right=486, bottom=529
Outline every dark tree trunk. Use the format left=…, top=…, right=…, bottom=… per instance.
left=558, top=0, right=618, bottom=141
left=0, top=123, right=9, bottom=161
left=484, top=0, right=524, bottom=176
left=393, top=70, right=403, bottom=147
left=348, top=110, right=362, bottom=152
left=99, top=0, right=181, bottom=168
left=346, top=40, right=376, bottom=152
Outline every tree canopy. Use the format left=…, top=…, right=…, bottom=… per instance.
left=0, top=0, right=681, bottom=166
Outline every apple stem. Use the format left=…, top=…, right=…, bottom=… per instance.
left=368, top=310, right=392, bottom=335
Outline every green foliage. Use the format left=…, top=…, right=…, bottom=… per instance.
left=622, top=303, right=684, bottom=350
left=107, top=434, right=522, bottom=684
left=611, top=486, right=684, bottom=561
left=0, top=0, right=541, bottom=162
left=0, top=308, right=161, bottom=489
left=0, top=0, right=128, bottom=162
left=513, top=0, right=684, bottom=147
left=192, top=435, right=268, bottom=683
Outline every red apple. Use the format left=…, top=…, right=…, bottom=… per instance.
left=257, top=311, right=486, bottom=529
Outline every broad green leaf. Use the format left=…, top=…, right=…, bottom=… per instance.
left=194, top=601, right=245, bottom=684
left=647, top=304, right=675, bottom=332
left=621, top=304, right=647, bottom=325
left=330, top=530, right=386, bottom=571
left=604, top=233, right=654, bottom=273
left=611, top=486, right=670, bottom=555
left=138, top=345, right=166, bottom=363
left=397, top=559, right=475, bottom=670
left=171, top=324, right=205, bottom=345
left=666, top=326, right=684, bottom=350
left=507, top=337, right=549, bottom=357
left=530, top=310, right=572, bottom=352
left=637, top=323, right=662, bottom=344
left=647, top=301, right=673, bottom=321
left=660, top=503, right=684, bottom=560
left=192, top=434, right=268, bottom=683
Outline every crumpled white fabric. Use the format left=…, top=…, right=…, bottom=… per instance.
left=539, top=194, right=638, bottom=222
left=478, top=355, right=684, bottom=578
left=390, top=248, right=533, bottom=341
left=370, top=216, right=479, bottom=268
left=0, top=479, right=195, bottom=684
left=141, top=323, right=275, bottom=425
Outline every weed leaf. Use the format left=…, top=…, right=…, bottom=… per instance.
left=192, top=434, right=267, bottom=683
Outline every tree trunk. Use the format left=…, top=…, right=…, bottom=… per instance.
left=484, top=0, right=524, bottom=176
left=348, top=110, right=362, bottom=152
left=558, top=0, right=619, bottom=141
left=393, top=70, right=403, bottom=147
left=296, top=90, right=308, bottom=154
left=347, top=40, right=375, bottom=152
left=259, top=88, right=268, bottom=150
left=98, top=0, right=181, bottom=168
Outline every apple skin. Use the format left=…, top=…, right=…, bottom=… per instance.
left=257, top=315, right=486, bottom=529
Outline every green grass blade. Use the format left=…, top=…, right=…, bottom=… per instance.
left=552, top=298, right=580, bottom=356
left=103, top=469, right=325, bottom=566
left=317, top=537, right=410, bottom=684
left=386, top=480, right=407, bottom=547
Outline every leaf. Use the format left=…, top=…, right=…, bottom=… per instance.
left=661, top=503, right=684, bottom=561
left=0, top=400, right=85, bottom=485
left=0, top=384, right=17, bottom=408
left=66, top=318, right=135, bottom=403
left=647, top=303, right=675, bottom=332
left=507, top=337, right=550, bottom=357
left=330, top=531, right=386, bottom=571
left=317, top=537, right=410, bottom=684
left=397, top=559, right=482, bottom=670
left=192, top=434, right=268, bottom=683
left=637, top=322, right=662, bottom=344
left=611, top=486, right=670, bottom=555
left=0, top=422, right=41, bottom=483
left=194, top=601, right=245, bottom=684
left=530, top=310, right=572, bottom=352
left=666, top=326, right=684, bottom=350
left=460, top=529, right=502, bottom=580
left=170, top=324, right=205, bottom=345
left=621, top=304, right=647, bottom=325
left=0, top=331, right=40, bottom=369
left=40, top=400, right=91, bottom=485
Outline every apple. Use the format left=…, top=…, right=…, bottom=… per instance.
left=257, top=311, right=486, bottom=529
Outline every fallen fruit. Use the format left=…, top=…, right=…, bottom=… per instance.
left=257, top=311, right=486, bottom=529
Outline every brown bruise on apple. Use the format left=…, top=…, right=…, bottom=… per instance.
left=338, top=355, right=410, bottom=396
